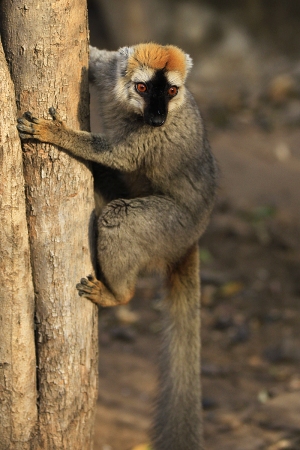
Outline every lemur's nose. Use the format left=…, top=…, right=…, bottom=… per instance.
left=149, top=115, right=165, bottom=127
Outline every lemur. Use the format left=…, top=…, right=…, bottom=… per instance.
left=17, top=42, right=217, bottom=450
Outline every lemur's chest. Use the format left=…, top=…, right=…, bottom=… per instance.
left=121, top=171, right=154, bottom=198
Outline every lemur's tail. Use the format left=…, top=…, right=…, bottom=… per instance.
left=151, top=244, right=203, bottom=450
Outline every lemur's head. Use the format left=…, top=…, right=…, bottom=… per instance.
left=115, top=43, right=193, bottom=127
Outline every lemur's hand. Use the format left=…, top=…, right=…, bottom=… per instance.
left=17, top=107, right=66, bottom=144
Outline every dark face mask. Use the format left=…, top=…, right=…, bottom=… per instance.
left=135, top=69, right=178, bottom=127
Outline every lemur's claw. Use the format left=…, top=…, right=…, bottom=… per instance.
left=24, top=111, right=33, bottom=119
left=87, top=274, right=96, bottom=282
left=49, top=106, right=56, bottom=118
left=48, top=106, right=63, bottom=123
left=18, top=133, right=30, bottom=140
left=22, top=111, right=40, bottom=124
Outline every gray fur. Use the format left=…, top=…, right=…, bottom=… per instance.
left=152, top=245, right=202, bottom=449
left=17, top=44, right=217, bottom=449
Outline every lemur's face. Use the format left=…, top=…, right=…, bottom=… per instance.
left=114, top=43, right=192, bottom=127
left=132, top=69, right=180, bottom=127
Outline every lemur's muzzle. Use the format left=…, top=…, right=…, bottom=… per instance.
left=144, top=94, right=167, bottom=127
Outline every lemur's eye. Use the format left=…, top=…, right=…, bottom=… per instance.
left=136, top=83, right=147, bottom=93
left=168, top=86, right=178, bottom=97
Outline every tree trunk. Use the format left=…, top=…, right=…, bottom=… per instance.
left=0, top=38, right=37, bottom=450
left=0, top=2, right=98, bottom=449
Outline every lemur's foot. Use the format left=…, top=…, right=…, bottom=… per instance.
left=77, top=274, right=133, bottom=307
left=17, top=107, right=66, bottom=143
left=76, top=275, right=105, bottom=305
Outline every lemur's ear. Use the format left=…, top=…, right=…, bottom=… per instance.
left=118, top=46, right=134, bottom=76
left=185, top=53, right=193, bottom=77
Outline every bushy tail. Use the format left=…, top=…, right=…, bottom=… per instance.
left=151, top=244, right=203, bottom=450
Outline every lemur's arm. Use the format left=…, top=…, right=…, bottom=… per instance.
left=17, top=108, right=138, bottom=172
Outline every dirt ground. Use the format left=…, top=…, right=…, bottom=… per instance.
left=91, top=106, right=300, bottom=449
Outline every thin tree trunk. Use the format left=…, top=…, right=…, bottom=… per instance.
left=0, top=2, right=98, bottom=449
left=0, top=38, right=37, bottom=450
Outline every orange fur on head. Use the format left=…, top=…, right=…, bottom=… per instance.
left=127, top=43, right=189, bottom=80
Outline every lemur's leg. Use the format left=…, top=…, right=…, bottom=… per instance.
left=77, top=196, right=193, bottom=307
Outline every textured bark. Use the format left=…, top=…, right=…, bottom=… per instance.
left=0, top=2, right=98, bottom=449
left=0, top=38, right=37, bottom=450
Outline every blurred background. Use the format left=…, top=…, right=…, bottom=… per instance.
left=88, top=1, right=300, bottom=449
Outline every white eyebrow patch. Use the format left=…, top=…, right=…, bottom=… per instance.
left=165, top=71, right=184, bottom=86
left=131, top=66, right=155, bottom=83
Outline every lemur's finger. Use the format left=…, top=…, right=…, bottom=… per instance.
left=17, top=122, right=35, bottom=133
left=49, top=106, right=63, bottom=123
left=87, top=274, right=98, bottom=285
left=76, top=282, right=93, bottom=294
left=24, top=111, right=33, bottom=120
left=17, top=117, right=30, bottom=126
left=23, top=111, right=40, bottom=123
left=49, top=106, right=57, bottom=118
left=18, top=132, right=32, bottom=140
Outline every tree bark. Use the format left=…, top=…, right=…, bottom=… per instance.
left=0, top=2, right=98, bottom=449
left=0, top=38, right=37, bottom=450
